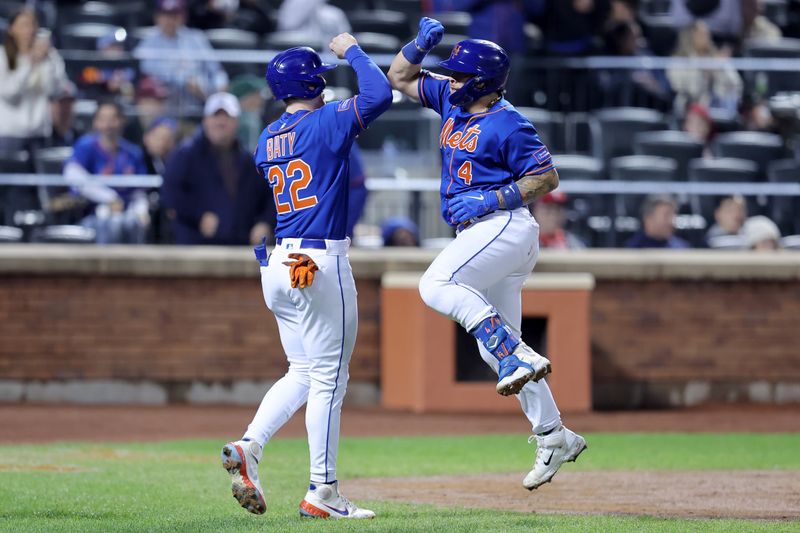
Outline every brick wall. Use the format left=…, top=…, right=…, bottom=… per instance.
left=590, top=280, right=800, bottom=407
left=0, top=276, right=380, bottom=383
left=1, top=272, right=799, bottom=407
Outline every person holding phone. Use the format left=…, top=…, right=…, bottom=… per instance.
left=0, top=8, right=67, bottom=153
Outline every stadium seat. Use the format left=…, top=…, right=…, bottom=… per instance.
left=348, top=10, right=410, bottom=41
left=31, top=225, right=95, bottom=244
left=434, top=11, right=472, bottom=36
left=712, top=131, right=785, bottom=179
left=263, top=31, right=319, bottom=51
left=610, top=155, right=677, bottom=216
left=352, top=32, right=401, bottom=54
left=0, top=151, right=38, bottom=227
left=707, top=234, right=748, bottom=249
left=744, top=38, right=800, bottom=94
left=633, top=130, right=704, bottom=181
left=708, top=108, right=742, bottom=134
left=60, top=22, right=119, bottom=50
left=59, top=2, right=120, bottom=28
left=590, top=107, right=668, bottom=168
left=564, top=112, right=593, bottom=154
left=205, top=28, right=259, bottom=49
left=689, top=158, right=760, bottom=222
left=767, top=158, right=800, bottom=234
left=551, top=154, right=606, bottom=222
left=33, top=147, right=72, bottom=174
left=0, top=225, right=23, bottom=242
left=516, top=107, right=564, bottom=153
left=781, top=235, right=800, bottom=250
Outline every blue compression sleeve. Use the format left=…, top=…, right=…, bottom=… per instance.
left=345, top=45, right=392, bottom=128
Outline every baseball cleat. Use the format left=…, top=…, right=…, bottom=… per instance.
left=299, top=481, right=375, bottom=519
left=496, top=342, right=551, bottom=396
left=523, top=426, right=587, bottom=490
left=221, top=439, right=266, bottom=514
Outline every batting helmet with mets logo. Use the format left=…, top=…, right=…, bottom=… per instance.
left=266, top=47, right=337, bottom=101
left=439, top=39, right=510, bottom=107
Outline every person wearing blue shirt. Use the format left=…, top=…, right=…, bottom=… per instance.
left=626, top=194, right=691, bottom=249
left=64, top=101, right=150, bottom=244
left=134, top=0, right=228, bottom=109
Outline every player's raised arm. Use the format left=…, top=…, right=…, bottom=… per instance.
left=329, top=33, right=392, bottom=127
left=387, top=17, right=444, bottom=100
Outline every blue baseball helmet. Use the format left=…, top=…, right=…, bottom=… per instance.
left=439, top=39, right=510, bottom=107
left=266, top=47, right=336, bottom=101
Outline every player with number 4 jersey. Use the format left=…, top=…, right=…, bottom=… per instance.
left=221, top=33, right=392, bottom=519
left=388, top=18, right=587, bottom=491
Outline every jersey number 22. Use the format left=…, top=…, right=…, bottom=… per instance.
left=267, top=159, right=318, bottom=214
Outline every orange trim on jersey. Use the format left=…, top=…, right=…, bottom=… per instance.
left=522, top=162, right=555, bottom=176
left=418, top=72, right=429, bottom=108
left=445, top=105, right=511, bottom=197
left=352, top=95, right=366, bottom=130
left=267, top=108, right=319, bottom=134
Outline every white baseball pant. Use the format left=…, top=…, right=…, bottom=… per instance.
left=419, top=208, right=562, bottom=434
left=244, top=238, right=356, bottom=484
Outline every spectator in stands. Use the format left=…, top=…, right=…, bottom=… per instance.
left=667, top=21, right=743, bottom=113
left=529, top=0, right=612, bottom=56
left=533, top=191, right=586, bottom=250
left=743, top=215, right=781, bottom=251
left=0, top=8, right=67, bottom=153
left=135, top=0, right=229, bottom=109
left=162, top=92, right=275, bottom=245
left=347, top=143, right=367, bottom=238
left=381, top=217, right=420, bottom=247
left=48, top=80, right=78, bottom=147
left=141, top=117, right=177, bottom=176
left=230, top=74, right=267, bottom=151
left=599, top=20, right=673, bottom=110
left=682, top=102, right=715, bottom=157
left=742, top=0, right=782, bottom=42
left=78, top=28, right=135, bottom=105
left=189, top=0, right=274, bottom=35
left=124, top=77, right=170, bottom=145
left=64, top=101, right=150, bottom=244
left=276, top=0, right=350, bottom=49
left=705, top=195, right=747, bottom=245
left=626, top=194, right=691, bottom=248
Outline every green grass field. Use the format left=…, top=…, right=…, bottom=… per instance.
left=1, top=433, right=798, bottom=532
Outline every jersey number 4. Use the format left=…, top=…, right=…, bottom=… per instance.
left=457, top=161, right=473, bottom=185
left=267, top=159, right=318, bottom=214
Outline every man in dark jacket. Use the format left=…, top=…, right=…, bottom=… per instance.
left=162, top=92, right=276, bottom=244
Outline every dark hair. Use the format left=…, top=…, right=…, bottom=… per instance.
left=3, top=8, right=37, bottom=71
left=92, top=100, right=125, bottom=121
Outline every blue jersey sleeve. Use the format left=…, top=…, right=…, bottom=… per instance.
left=417, top=71, right=451, bottom=116
left=501, top=125, right=554, bottom=177
left=321, top=45, right=392, bottom=155
left=69, top=135, right=95, bottom=171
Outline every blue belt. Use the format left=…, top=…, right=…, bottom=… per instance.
left=275, top=238, right=327, bottom=249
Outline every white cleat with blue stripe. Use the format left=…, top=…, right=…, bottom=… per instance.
left=299, top=481, right=375, bottom=519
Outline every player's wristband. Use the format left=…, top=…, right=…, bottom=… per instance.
left=498, top=183, right=523, bottom=210
left=401, top=40, right=428, bottom=64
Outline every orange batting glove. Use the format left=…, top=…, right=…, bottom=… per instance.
left=282, top=253, right=319, bottom=289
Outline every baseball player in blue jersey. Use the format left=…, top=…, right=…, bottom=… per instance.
left=389, top=18, right=587, bottom=490
left=221, top=33, right=392, bottom=519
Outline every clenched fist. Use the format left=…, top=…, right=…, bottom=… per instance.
left=329, top=33, right=358, bottom=59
